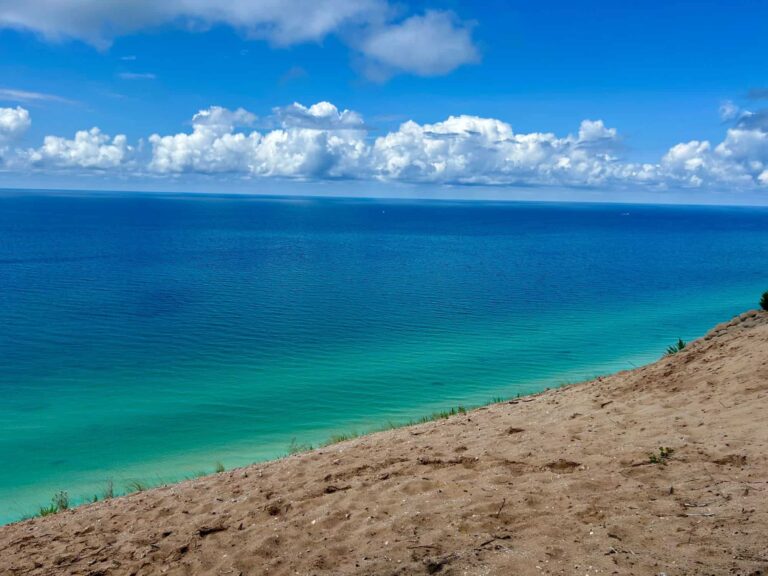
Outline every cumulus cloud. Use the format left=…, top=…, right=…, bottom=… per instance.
left=369, top=116, right=638, bottom=186
left=0, top=106, right=31, bottom=145
left=148, top=102, right=366, bottom=177
left=659, top=102, right=768, bottom=189
left=659, top=131, right=766, bottom=188
left=148, top=107, right=258, bottom=174
left=192, top=106, right=256, bottom=132
left=6, top=101, right=768, bottom=191
left=273, top=101, right=364, bottom=130
left=360, top=11, right=478, bottom=78
left=0, top=1, right=478, bottom=77
left=577, top=119, right=618, bottom=144
left=26, top=127, right=132, bottom=169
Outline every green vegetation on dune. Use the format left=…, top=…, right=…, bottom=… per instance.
left=37, top=491, right=68, bottom=517
left=320, top=432, right=360, bottom=447
left=125, top=480, right=149, bottom=494
left=665, top=338, right=686, bottom=356
left=648, top=446, right=674, bottom=465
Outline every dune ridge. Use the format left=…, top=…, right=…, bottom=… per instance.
left=2, top=310, right=767, bottom=575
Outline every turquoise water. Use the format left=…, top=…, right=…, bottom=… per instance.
left=1, top=192, right=767, bottom=523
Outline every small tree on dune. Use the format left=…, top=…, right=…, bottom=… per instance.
left=761, top=290, right=768, bottom=312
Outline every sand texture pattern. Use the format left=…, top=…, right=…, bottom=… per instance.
left=2, top=310, right=767, bottom=575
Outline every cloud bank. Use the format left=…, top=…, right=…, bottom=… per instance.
left=2, top=101, right=768, bottom=192
left=0, top=0, right=478, bottom=78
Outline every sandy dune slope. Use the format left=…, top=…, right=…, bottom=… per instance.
left=2, top=310, right=767, bottom=576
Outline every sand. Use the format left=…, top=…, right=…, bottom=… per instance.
left=1, top=310, right=767, bottom=576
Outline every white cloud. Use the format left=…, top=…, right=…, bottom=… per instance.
left=273, top=101, right=364, bottom=129
left=148, top=102, right=366, bottom=177
left=248, top=127, right=367, bottom=178
left=6, top=101, right=768, bottom=191
left=661, top=141, right=712, bottom=187
left=0, top=0, right=384, bottom=47
left=0, top=2, right=478, bottom=79
left=369, top=116, right=636, bottom=186
left=658, top=106, right=768, bottom=189
left=717, top=127, right=768, bottom=166
left=26, top=127, right=132, bottom=169
left=659, top=133, right=766, bottom=189
left=577, top=119, right=618, bottom=146
left=360, top=11, right=478, bottom=78
left=194, top=106, right=257, bottom=131
left=0, top=106, right=31, bottom=145
left=148, top=107, right=258, bottom=174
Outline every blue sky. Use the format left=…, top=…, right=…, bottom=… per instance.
left=1, top=0, right=767, bottom=204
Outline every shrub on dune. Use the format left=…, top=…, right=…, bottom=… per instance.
left=665, top=338, right=686, bottom=356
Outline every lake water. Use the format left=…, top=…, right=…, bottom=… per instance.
left=1, top=191, right=767, bottom=522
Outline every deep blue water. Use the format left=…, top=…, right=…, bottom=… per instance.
left=1, top=191, right=767, bottom=523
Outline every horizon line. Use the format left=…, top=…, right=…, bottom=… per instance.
left=2, top=186, right=768, bottom=210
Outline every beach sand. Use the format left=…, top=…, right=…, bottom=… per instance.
left=1, top=310, right=767, bottom=575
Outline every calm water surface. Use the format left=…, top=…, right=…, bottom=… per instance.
left=1, top=191, right=767, bottom=522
